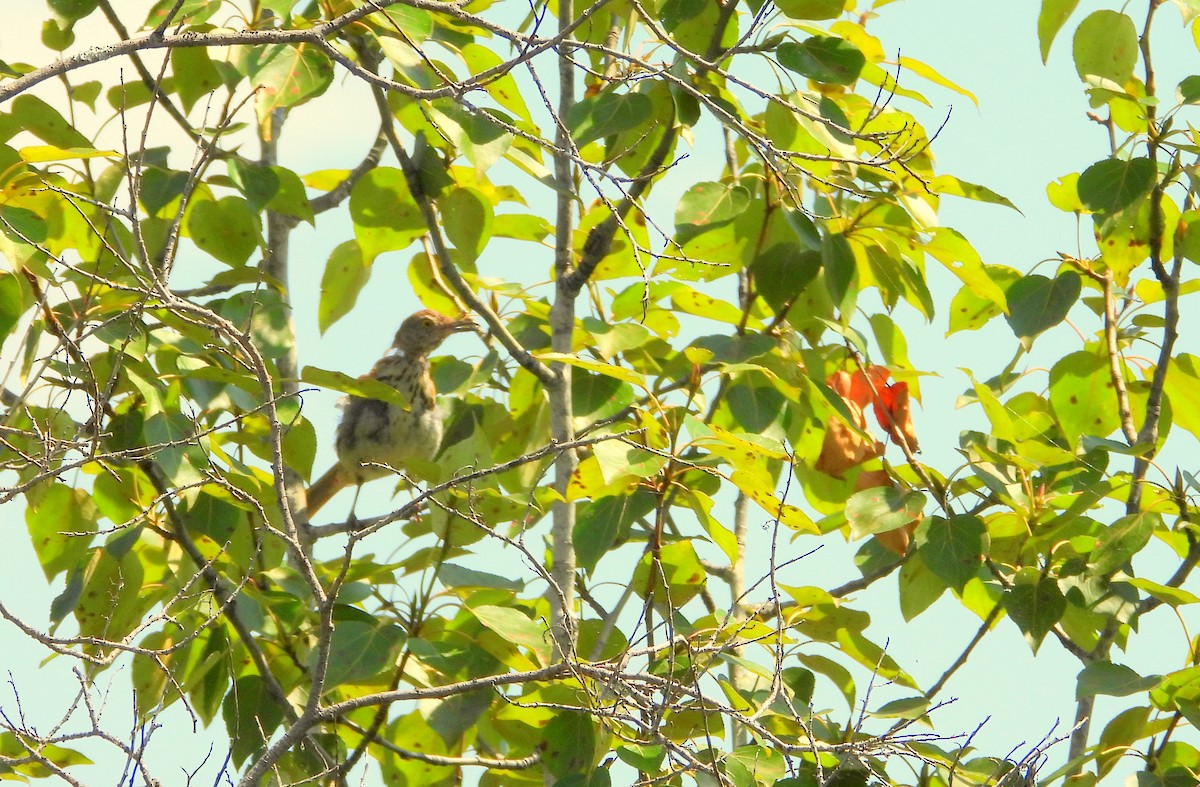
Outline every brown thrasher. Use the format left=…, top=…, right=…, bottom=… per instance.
left=306, top=309, right=477, bottom=517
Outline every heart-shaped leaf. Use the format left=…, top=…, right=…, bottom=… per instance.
left=1004, top=271, right=1081, bottom=349
left=846, top=485, right=924, bottom=539
left=567, top=92, right=653, bottom=148
left=1004, top=568, right=1067, bottom=653
left=1077, top=157, right=1155, bottom=214
left=779, top=36, right=866, bottom=85
left=187, top=195, right=261, bottom=266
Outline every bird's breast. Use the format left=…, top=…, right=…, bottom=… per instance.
left=334, top=353, right=442, bottom=481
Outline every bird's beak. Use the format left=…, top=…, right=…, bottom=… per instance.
left=449, top=316, right=479, bottom=334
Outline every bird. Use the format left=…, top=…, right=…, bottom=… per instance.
left=306, top=309, right=477, bottom=518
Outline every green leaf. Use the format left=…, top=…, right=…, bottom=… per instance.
left=0, top=730, right=92, bottom=777
left=797, top=653, right=855, bottom=708
left=575, top=492, right=653, bottom=573
left=42, top=18, right=75, bottom=51
left=282, top=414, right=316, bottom=480
left=917, top=515, right=986, bottom=592
left=470, top=604, right=551, bottom=662
left=782, top=667, right=815, bottom=706
left=871, top=696, right=931, bottom=719
left=1004, top=568, right=1066, bottom=652
left=228, top=159, right=279, bottom=212
left=11, top=95, right=91, bottom=148
left=1077, top=662, right=1161, bottom=700
left=925, top=228, right=1008, bottom=308
left=265, top=166, right=313, bottom=223
left=171, top=47, right=222, bottom=112
left=928, top=175, right=1019, bottom=211
left=460, top=42, right=531, bottom=121
left=725, top=745, right=787, bottom=785
left=616, top=743, right=666, bottom=774
left=0, top=270, right=26, bottom=340
left=144, top=412, right=206, bottom=486
left=73, top=546, right=145, bottom=643
left=318, top=616, right=406, bottom=689
left=318, top=240, right=371, bottom=333
left=1165, top=354, right=1200, bottom=440
left=1004, top=271, right=1081, bottom=350
left=668, top=284, right=747, bottom=325
left=543, top=712, right=597, bottom=778
left=186, top=195, right=261, bottom=266
left=1048, top=348, right=1121, bottom=448
left=1073, top=10, right=1138, bottom=84
left=222, top=675, right=285, bottom=767
left=1125, top=578, right=1200, bottom=607
left=1179, top=75, right=1200, bottom=104
left=493, top=213, right=552, bottom=242
left=429, top=103, right=513, bottom=175
left=437, top=563, right=524, bottom=592
left=138, top=167, right=188, bottom=216
left=440, top=186, right=493, bottom=259
left=348, top=167, right=425, bottom=259
left=686, top=484, right=739, bottom=566
left=947, top=265, right=1021, bottom=335
left=778, top=37, right=866, bottom=85
left=725, top=377, right=786, bottom=434
left=898, top=555, right=947, bottom=621
left=751, top=244, right=821, bottom=314
left=1090, top=512, right=1160, bottom=576
left=301, top=365, right=412, bottom=409
left=1097, top=706, right=1151, bottom=778
left=0, top=205, right=47, bottom=244
left=675, top=182, right=751, bottom=226
left=49, top=0, right=99, bottom=23
left=245, top=42, right=333, bottom=124
left=26, top=484, right=96, bottom=581
left=845, top=486, right=924, bottom=539
left=145, top=0, right=220, bottom=26
left=567, top=92, right=653, bottom=148
left=660, top=0, right=734, bottom=54
left=1177, top=209, right=1200, bottom=263
left=838, top=628, right=918, bottom=688
left=1038, top=0, right=1081, bottom=62
left=821, top=232, right=856, bottom=309
left=775, top=0, right=844, bottom=20
left=381, top=711, right=456, bottom=784
left=1047, top=172, right=1085, bottom=212
left=633, top=540, right=707, bottom=606
left=1077, top=158, right=1155, bottom=214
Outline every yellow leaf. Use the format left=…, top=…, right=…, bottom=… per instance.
left=302, top=168, right=350, bottom=190
left=20, top=145, right=119, bottom=163
left=536, top=352, right=648, bottom=388
left=729, top=470, right=818, bottom=533
left=896, top=57, right=978, bottom=106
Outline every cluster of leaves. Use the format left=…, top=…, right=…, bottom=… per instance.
left=1, top=0, right=1199, bottom=785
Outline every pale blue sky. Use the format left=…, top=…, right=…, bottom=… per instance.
left=3, top=1, right=1198, bottom=783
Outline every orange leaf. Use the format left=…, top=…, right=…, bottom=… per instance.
left=816, top=371, right=882, bottom=478
left=853, top=468, right=917, bottom=555
left=848, top=365, right=891, bottom=408
left=872, top=381, right=919, bottom=452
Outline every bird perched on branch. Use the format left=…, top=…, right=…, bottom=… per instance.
left=306, top=309, right=477, bottom=517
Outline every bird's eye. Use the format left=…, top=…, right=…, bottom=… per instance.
left=421, top=317, right=433, bottom=326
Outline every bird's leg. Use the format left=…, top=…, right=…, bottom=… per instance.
left=348, top=483, right=364, bottom=530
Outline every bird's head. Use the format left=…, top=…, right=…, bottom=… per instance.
left=392, top=310, right=477, bottom=356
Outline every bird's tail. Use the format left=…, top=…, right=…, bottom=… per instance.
left=306, top=465, right=346, bottom=517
